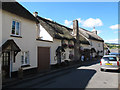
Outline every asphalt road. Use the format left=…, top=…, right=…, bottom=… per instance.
left=4, top=60, right=119, bottom=89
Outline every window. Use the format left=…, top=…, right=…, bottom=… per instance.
left=91, top=41, right=92, bottom=46
left=98, top=43, right=100, bottom=47
left=103, top=57, right=117, bottom=61
left=21, top=51, right=29, bottom=66
left=11, top=20, right=20, bottom=36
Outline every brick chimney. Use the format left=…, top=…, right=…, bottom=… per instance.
left=73, top=20, right=80, bottom=61
left=33, top=12, right=38, bottom=17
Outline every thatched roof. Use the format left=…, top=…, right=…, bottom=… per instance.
left=37, top=16, right=74, bottom=40
left=79, top=28, right=104, bottom=42
left=37, top=16, right=90, bottom=45
left=2, top=2, right=39, bottom=23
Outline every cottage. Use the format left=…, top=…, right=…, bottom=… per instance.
left=1, top=2, right=55, bottom=78
left=35, top=13, right=75, bottom=64
left=79, top=27, right=104, bottom=58
left=1, top=1, right=104, bottom=79
left=70, top=20, right=104, bottom=61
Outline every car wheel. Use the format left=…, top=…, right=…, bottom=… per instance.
left=101, top=68, right=103, bottom=71
left=118, top=68, right=120, bottom=73
left=103, top=69, right=106, bottom=72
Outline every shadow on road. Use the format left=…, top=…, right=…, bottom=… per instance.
left=72, top=60, right=100, bottom=70
left=2, top=60, right=99, bottom=89
left=41, top=69, right=97, bottom=88
left=102, top=69, right=120, bottom=73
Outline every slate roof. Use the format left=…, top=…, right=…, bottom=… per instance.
left=2, top=2, right=39, bottom=23
left=79, top=28, right=104, bottom=42
left=37, top=16, right=90, bottom=45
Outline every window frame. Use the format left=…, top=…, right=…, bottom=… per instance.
left=98, top=43, right=100, bottom=47
left=21, top=51, right=30, bottom=66
left=11, top=20, right=21, bottom=36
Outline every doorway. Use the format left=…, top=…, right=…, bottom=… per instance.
left=2, top=52, right=10, bottom=78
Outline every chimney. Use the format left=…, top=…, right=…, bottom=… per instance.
left=73, top=20, right=80, bottom=61
left=92, top=27, right=97, bottom=34
left=73, top=20, right=79, bottom=37
left=33, top=12, right=38, bottom=17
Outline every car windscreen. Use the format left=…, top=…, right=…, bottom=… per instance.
left=103, top=57, right=117, bottom=61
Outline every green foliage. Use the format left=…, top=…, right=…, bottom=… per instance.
left=105, top=43, right=120, bottom=49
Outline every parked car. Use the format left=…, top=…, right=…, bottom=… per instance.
left=109, top=52, right=120, bottom=58
left=100, top=55, right=120, bottom=71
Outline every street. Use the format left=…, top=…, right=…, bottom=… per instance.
left=4, top=60, right=118, bottom=89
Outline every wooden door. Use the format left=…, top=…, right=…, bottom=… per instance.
left=38, top=47, right=50, bottom=71
left=2, top=52, right=10, bottom=77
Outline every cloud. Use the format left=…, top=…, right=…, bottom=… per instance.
left=64, top=18, right=103, bottom=29
left=44, top=17, right=52, bottom=21
left=114, top=31, right=118, bottom=33
left=82, top=18, right=103, bottom=28
left=109, top=24, right=120, bottom=30
left=77, top=18, right=82, bottom=23
left=105, top=39, right=118, bottom=43
left=64, top=18, right=82, bottom=28
left=97, top=30, right=102, bottom=35
left=70, top=25, right=73, bottom=29
left=64, top=20, right=72, bottom=27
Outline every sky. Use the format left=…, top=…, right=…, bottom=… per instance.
left=17, top=1, right=119, bottom=44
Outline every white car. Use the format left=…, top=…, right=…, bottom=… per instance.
left=100, top=55, right=120, bottom=71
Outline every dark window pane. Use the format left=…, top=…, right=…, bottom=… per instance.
left=16, top=22, right=20, bottom=35
left=103, top=57, right=117, bottom=61
left=12, top=21, right=15, bottom=34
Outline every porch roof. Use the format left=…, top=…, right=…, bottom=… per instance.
left=1, top=39, right=21, bottom=52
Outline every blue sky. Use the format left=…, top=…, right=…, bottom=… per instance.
left=18, top=2, right=118, bottom=43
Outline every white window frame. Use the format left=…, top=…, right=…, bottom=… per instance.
left=21, top=51, right=29, bottom=66
left=11, top=20, right=21, bottom=36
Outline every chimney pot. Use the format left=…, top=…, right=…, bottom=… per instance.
left=92, top=27, right=97, bottom=34
left=33, top=12, right=38, bottom=17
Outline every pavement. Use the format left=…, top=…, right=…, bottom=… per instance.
left=2, top=57, right=100, bottom=88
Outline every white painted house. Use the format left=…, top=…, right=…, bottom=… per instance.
left=79, top=27, right=104, bottom=57
left=1, top=2, right=57, bottom=78
left=1, top=2, right=104, bottom=79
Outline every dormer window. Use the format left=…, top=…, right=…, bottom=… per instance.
left=11, top=20, right=21, bottom=36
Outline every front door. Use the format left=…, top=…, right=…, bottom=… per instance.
left=38, top=47, right=50, bottom=72
left=2, top=52, right=10, bottom=78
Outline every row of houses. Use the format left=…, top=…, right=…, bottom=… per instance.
left=0, top=1, right=104, bottom=78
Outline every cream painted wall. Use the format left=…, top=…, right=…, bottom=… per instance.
left=90, top=40, right=104, bottom=56
left=61, top=40, right=74, bottom=61
left=2, top=11, right=62, bottom=72
left=39, top=24, right=53, bottom=41
left=80, top=44, right=90, bottom=49
left=2, top=11, right=38, bottom=71
left=36, top=39, right=61, bottom=65
left=80, top=40, right=104, bottom=57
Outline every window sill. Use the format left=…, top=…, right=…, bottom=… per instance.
left=21, top=64, right=30, bottom=68
left=10, top=35, right=22, bottom=38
